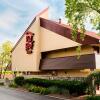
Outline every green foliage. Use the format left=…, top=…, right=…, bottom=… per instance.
left=9, top=83, right=18, bottom=88
left=30, top=86, right=41, bottom=93
left=13, top=77, right=89, bottom=95
left=86, top=96, right=100, bottom=100
left=48, top=86, right=61, bottom=94
left=0, top=41, right=13, bottom=78
left=86, top=71, right=100, bottom=96
left=23, top=83, right=31, bottom=90
left=24, top=78, right=54, bottom=88
left=76, top=46, right=81, bottom=59
left=87, top=71, right=100, bottom=85
left=65, top=0, right=100, bottom=41
left=28, top=85, right=50, bottom=95
left=0, top=82, right=4, bottom=86
left=66, top=80, right=88, bottom=95
left=14, top=76, right=24, bottom=86
left=0, top=41, right=13, bottom=67
left=60, top=88, right=69, bottom=96
left=40, top=87, right=50, bottom=95
left=48, top=86, right=69, bottom=96
left=24, top=78, right=88, bottom=95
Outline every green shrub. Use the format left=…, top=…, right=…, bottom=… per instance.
left=67, top=80, right=88, bottom=95
left=14, top=76, right=24, bottom=86
left=60, top=88, right=70, bottom=96
left=24, top=78, right=88, bottom=95
left=48, top=86, right=61, bottom=94
left=86, top=71, right=100, bottom=95
left=9, top=83, right=18, bottom=88
left=31, top=86, right=41, bottom=93
left=40, top=87, right=50, bottom=95
left=87, top=71, right=100, bottom=86
left=28, top=85, right=50, bottom=95
left=28, top=85, right=34, bottom=92
left=12, top=77, right=88, bottom=96
left=48, top=86, right=69, bottom=96
left=25, top=78, right=53, bottom=88
left=86, top=96, right=100, bottom=100
left=0, top=82, right=4, bottom=86
left=48, top=86, right=59, bottom=94
left=23, top=84, right=32, bottom=91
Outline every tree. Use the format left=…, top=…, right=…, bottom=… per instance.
left=86, top=71, right=100, bottom=96
left=0, top=41, right=13, bottom=78
left=65, top=0, right=100, bottom=41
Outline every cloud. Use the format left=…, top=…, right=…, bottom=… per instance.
left=0, top=0, right=67, bottom=44
left=44, top=0, right=65, bottom=20
left=1, top=0, right=47, bottom=12
left=0, top=9, right=20, bottom=31
left=0, top=33, right=12, bottom=44
left=0, top=0, right=97, bottom=45
left=0, top=0, right=48, bottom=39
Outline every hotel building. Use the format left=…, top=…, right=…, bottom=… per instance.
left=11, top=8, right=100, bottom=77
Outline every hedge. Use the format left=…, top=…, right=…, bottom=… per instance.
left=14, top=77, right=88, bottom=95
left=14, top=76, right=25, bottom=86
left=86, top=96, right=100, bottom=100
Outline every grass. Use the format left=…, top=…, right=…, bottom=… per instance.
left=86, top=96, right=100, bottom=100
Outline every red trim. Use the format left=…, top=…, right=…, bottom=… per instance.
left=85, top=31, right=100, bottom=40
left=55, top=22, right=100, bottom=40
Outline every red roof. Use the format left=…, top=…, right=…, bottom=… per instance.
left=55, top=22, right=100, bottom=40
left=85, top=31, right=100, bottom=40
left=40, top=18, right=100, bottom=45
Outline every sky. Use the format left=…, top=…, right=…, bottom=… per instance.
left=0, top=0, right=96, bottom=45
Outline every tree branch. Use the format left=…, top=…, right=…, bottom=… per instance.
left=86, top=0, right=100, bottom=14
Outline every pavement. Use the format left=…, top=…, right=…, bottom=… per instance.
left=0, top=87, right=69, bottom=100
